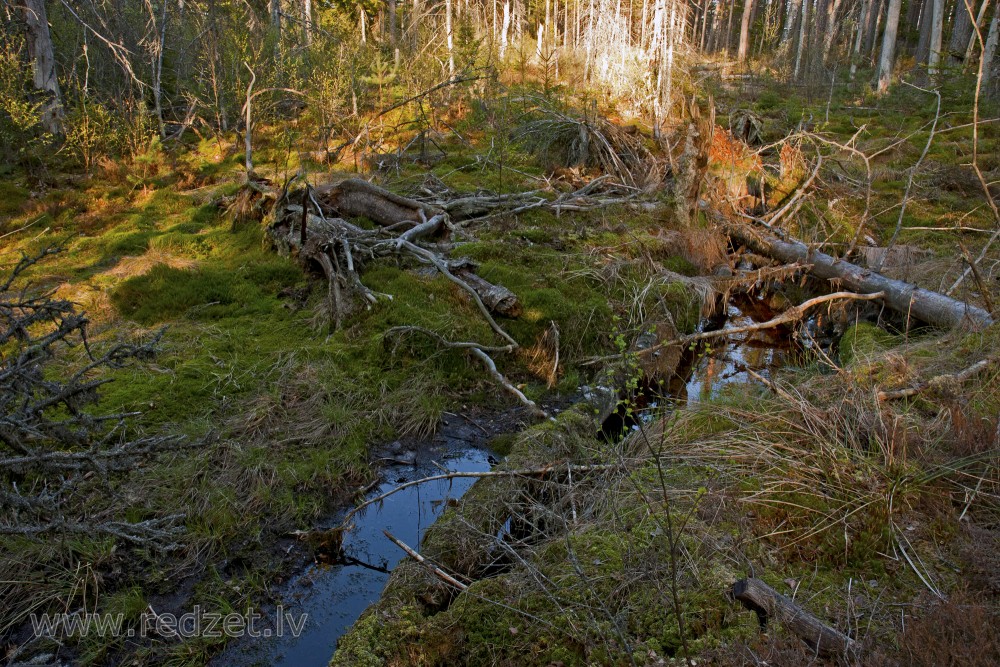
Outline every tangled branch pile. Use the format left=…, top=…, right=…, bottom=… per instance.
left=0, top=249, right=185, bottom=547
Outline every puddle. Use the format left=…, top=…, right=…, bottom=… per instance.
left=682, top=292, right=800, bottom=403
left=601, top=291, right=802, bottom=439
left=213, top=424, right=494, bottom=667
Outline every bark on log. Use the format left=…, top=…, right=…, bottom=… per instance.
left=730, top=228, right=994, bottom=330
left=313, top=178, right=444, bottom=229
left=733, top=577, right=859, bottom=659
left=454, top=268, right=522, bottom=317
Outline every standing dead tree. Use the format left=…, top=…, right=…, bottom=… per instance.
left=0, top=249, right=185, bottom=548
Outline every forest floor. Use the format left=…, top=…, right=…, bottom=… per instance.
left=1, top=68, right=999, bottom=666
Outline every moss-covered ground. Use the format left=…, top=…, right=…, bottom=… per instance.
left=0, top=88, right=711, bottom=665
left=2, top=69, right=998, bottom=666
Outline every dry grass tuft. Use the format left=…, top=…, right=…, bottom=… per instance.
left=516, top=104, right=658, bottom=188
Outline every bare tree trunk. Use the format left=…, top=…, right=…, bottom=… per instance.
left=822, top=0, right=846, bottom=63
left=985, top=2, right=1000, bottom=97
left=152, top=0, right=169, bottom=140
left=23, top=0, right=63, bottom=136
left=850, top=0, right=872, bottom=78
left=927, top=0, right=945, bottom=75
left=738, top=0, right=756, bottom=62
left=915, top=0, right=932, bottom=65
left=964, top=0, right=993, bottom=65
left=793, top=0, right=810, bottom=79
left=863, top=0, right=886, bottom=59
left=271, top=0, right=281, bottom=34
left=270, top=0, right=282, bottom=63
left=387, top=0, right=398, bottom=44
left=500, top=0, right=511, bottom=57
left=948, top=0, right=979, bottom=65
left=877, top=0, right=903, bottom=93
left=782, top=0, right=802, bottom=48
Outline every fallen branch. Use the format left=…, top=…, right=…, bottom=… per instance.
left=733, top=577, right=859, bottom=659
left=586, top=291, right=884, bottom=365
left=470, top=347, right=548, bottom=419
left=383, top=529, right=469, bottom=590
left=877, top=357, right=995, bottom=401
left=340, top=463, right=617, bottom=529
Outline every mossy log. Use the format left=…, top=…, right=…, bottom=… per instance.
left=733, top=577, right=859, bottom=659
left=730, top=227, right=994, bottom=331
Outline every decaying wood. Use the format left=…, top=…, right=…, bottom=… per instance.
left=454, top=267, right=522, bottom=317
left=729, top=224, right=994, bottom=331
left=878, top=356, right=996, bottom=401
left=733, top=577, right=859, bottom=659
left=313, top=178, right=444, bottom=228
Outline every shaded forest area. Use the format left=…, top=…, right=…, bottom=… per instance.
left=2, top=0, right=1000, bottom=665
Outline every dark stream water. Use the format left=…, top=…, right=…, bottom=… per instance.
left=216, top=292, right=797, bottom=667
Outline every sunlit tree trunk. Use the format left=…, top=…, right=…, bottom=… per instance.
left=877, top=0, right=903, bottom=93
left=822, top=0, right=845, bottom=63
left=303, top=0, right=312, bottom=46
left=738, top=0, right=756, bottom=62
left=23, top=0, right=63, bottom=135
left=500, top=0, right=511, bottom=57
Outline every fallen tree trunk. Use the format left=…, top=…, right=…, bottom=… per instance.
left=313, top=178, right=444, bottom=229
left=730, top=227, right=994, bottom=331
left=733, top=577, right=859, bottom=659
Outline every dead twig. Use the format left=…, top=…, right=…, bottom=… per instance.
left=877, top=357, right=995, bottom=401
left=383, top=529, right=469, bottom=590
